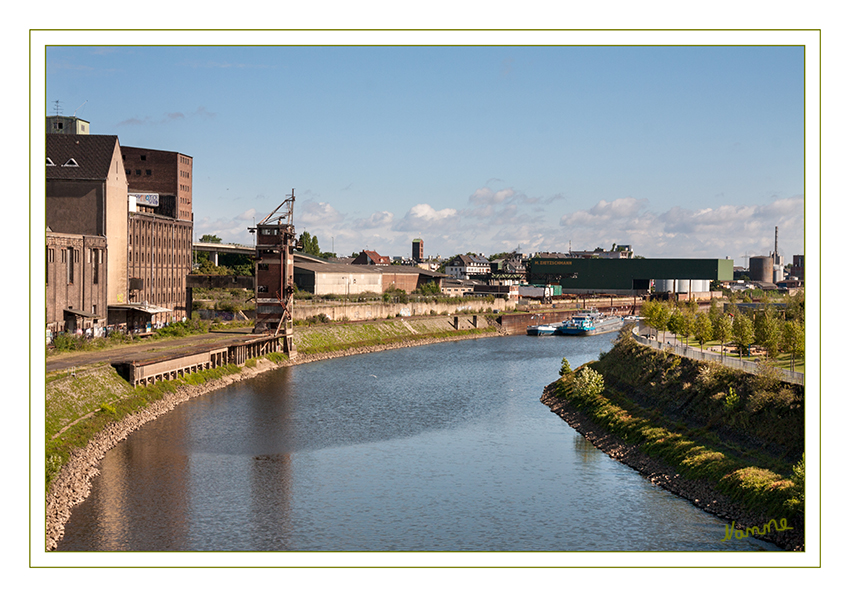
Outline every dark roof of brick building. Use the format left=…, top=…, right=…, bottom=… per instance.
left=46, top=134, right=120, bottom=181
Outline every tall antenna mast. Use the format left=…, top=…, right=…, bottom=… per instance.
left=73, top=100, right=88, bottom=117
left=52, top=100, right=62, bottom=116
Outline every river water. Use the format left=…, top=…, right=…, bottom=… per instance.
left=56, top=334, right=778, bottom=552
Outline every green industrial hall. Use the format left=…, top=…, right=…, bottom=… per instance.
left=526, top=257, right=734, bottom=294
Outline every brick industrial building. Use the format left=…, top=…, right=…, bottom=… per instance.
left=122, top=146, right=194, bottom=323
left=45, top=134, right=128, bottom=335
left=45, top=118, right=194, bottom=337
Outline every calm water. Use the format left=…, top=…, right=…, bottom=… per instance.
left=57, top=334, right=778, bottom=551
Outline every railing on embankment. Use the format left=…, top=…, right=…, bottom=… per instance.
left=114, top=335, right=284, bottom=387
left=632, top=328, right=804, bottom=386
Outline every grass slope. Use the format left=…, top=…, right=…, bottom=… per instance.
left=554, top=331, right=804, bottom=522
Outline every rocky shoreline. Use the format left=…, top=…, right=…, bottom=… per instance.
left=540, top=382, right=804, bottom=551
left=45, top=329, right=504, bottom=551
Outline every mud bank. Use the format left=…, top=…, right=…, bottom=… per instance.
left=540, top=383, right=804, bottom=551
left=45, top=329, right=503, bottom=551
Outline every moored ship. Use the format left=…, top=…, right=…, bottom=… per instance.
left=527, top=323, right=557, bottom=336
left=557, top=308, right=624, bottom=336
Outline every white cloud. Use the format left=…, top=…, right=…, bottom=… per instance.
left=355, top=211, right=394, bottom=229
left=469, top=187, right=515, bottom=206
left=194, top=215, right=255, bottom=245
left=559, top=196, right=803, bottom=262
left=393, top=203, right=458, bottom=232
left=298, top=201, right=344, bottom=226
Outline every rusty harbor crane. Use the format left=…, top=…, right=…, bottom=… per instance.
left=248, top=189, right=300, bottom=354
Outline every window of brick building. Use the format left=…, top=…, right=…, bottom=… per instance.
left=92, top=249, right=100, bottom=284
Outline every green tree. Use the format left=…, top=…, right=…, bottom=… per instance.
left=693, top=312, right=713, bottom=350
left=298, top=231, right=321, bottom=256
left=713, top=314, right=732, bottom=357
left=668, top=308, right=684, bottom=343
left=641, top=300, right=671, bottom=342
left=640, top=300, right=658, bottom=338
left=195, top=259, right=229, bottom=275
left=199, top=234, right=222, bottom=243
left=785, top=291, right=805, bottom=325
left=680, top=308, right=696, bottom=345
left=732, top=313, right=755, bottom=357
left=782, top=319, right=805, bottom=372
left=416, top=281, right=441, bottom=295
left=708, top=298, right=722, bottom=325
left=755, top=306, right=782, bottom=359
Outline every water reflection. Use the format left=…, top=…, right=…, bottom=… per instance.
left=57, top=334, right=779, bottom=552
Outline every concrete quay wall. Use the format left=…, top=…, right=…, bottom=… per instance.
left=115, top=335, right=282, bottom=387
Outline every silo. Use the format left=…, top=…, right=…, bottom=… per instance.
left=675, top=279, right=691, bottom=293
left=773, top=255, right=784, bottom=283
left=655, top=279, right=675, bottom=293
left=749, top=256, right=773, bottom=284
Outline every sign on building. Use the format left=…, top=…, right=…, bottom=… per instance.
left=129, top=193, right=160, bottom=207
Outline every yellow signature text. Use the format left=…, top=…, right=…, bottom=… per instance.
left=722, top=518, right=793, bottom=542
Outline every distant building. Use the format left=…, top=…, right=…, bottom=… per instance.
left=489, top=252, right=527, bottom=283
left=46, top=115, right=90, bottom=135
left=352, top=250, right=391, bottom=266
left=441, top=278, right=476, bottom=297
left=293, top=260, right=383, bottom=296
left=364, top=264, right=447, bottom=293
left=790, top=255, right=804, bottom=280
left=569, top=245, right=633, bottom=259
left=412, top=238, right=424, bottom=263
left=445, top=254, right=490, bottom=279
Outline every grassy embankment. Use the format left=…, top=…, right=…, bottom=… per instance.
left=45, top=361, right=253, bottom=491
left=552, top=329, right=804, bottom=523
left=293, top=315, right=498, bottom=355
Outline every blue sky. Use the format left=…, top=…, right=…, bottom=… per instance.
left=46, top=42, right=805, bottom=264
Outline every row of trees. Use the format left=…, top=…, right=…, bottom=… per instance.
left=640, top=298, right=805, bottom=369
left=194, top=235, right=253, bottom=276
